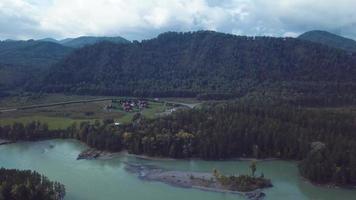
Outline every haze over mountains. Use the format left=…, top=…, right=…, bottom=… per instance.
left=0, top=36, right=130, bottom=66
left=38, top=36, right=130, bottom=48
left=298, top=30, right=356, bottom=53
left=0, top=36, right=130, bottom=91
left=0, top=40, right=72, bottom=67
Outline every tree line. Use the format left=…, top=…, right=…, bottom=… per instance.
left=0, top=168, right=65, bottom=200
left=0, top=102, right=355, bottom=186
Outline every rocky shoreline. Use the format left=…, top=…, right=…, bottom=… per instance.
left=77, top=149, right=117, bottom=160
left=77, top=148, right=278, bottom=162
left=124, top=162, right=271, bottom=200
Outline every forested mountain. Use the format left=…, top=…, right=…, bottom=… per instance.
left=37, top=31, right=356, bottom=106
left=0, top=35, right=129, bottom=93
left=58, top=36, right=130, bottom=48
left=298, top=30, right=356, bottom=53
left=0, top=40, right=73, bottom=93
left=0, top=64, right=34, bottom=93
left=0, top=40, right=73, bottom=67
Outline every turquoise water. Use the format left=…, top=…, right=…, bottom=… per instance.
left=0, top=139, right=355, bottom=200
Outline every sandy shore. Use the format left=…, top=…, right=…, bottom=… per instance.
left=77, top=149, right=178, bottom=161
left=77, top=146, right=280, bottom=162
left=77, top=149, right=121, bottom=160
left=124, top=151, right=278, bottom=162
left=124, top=151, right=177, bottom=161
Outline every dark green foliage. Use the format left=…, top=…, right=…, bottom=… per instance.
left=299, top=30, right=356, bottom=53
left=0, top=64, right=33, bottom=90
left=212, top=164, right=272, bottom=192
left=122, top=102, right=356, bottom=185
left=36, top=31, right=356, bottom=105
left=217, top=174, right=271, bottom=192
left=0, top=168, right=65, bottom=200
left=0, top=121, right=51, bottom=141
left=0, top=121, right=123, bottom=152
left=0, top=40, right=73, bottom=92
left=0, top=40, right=72, bottom=67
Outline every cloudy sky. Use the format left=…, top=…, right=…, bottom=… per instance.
left=1, top=0, right=356, bottom=41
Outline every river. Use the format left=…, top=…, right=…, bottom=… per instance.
left=0, top=139, right=355, bottom=200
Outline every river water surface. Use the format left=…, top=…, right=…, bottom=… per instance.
left=0, top=139, right=355, bottom=200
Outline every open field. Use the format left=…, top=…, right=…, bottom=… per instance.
left=0, top=93, right=110, bottom=109
left=0, top=93, right=194, bottom=130
left=0, top=116, right=93, bottom=130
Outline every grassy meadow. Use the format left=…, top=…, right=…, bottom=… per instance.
left=0, top=94, right=190, bottom=130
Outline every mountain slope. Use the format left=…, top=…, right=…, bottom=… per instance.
left=37, top=31, right=356, bottom=105
left=0, top=40, right=73, bottom=67
left=60, top=36, right=130, bottom=48
left=298, top=30, right=356, bottom=53
left=0, top=40, right=73, bottom=92
left=38, top=38, right=59, bottom=43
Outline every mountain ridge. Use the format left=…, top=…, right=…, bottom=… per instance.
left=0, top=40, right=73, bottom=67
left=298, top=30, right=356, bottom=53
left=34, top=31, right=356, bottom=105
left=38, top=36, right=130, bottom=48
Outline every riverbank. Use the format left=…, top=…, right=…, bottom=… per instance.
left=78, top=148, right=280, bottom=162
left=77, top=148, right=120, bottom=160
left=301, top=176, right=356, bottom=191
left=8, top=140, right=356, bottom=193
left=124, top=162, right=272, bottom=200
left=0, top=139, right=14, bottom=145
left=2, top=139, right=356, bottom=200
left=77, top=148, right=179, bottom=161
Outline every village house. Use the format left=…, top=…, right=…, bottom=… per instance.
left=122, top=102, right=132, bottom=112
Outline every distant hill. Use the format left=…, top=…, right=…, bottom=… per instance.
left=35, top=31, right=356, bottom=106
left=298, top=30, right=356, bottom=53
left=0, top=40, right=73, bottom=67
left=38, top=38, right=59, bottom=43
left=0, top=36, right=129, bottom=92
left=0, top=40, right=73, bottom=92
left=59, top=36, right=130, bottom=48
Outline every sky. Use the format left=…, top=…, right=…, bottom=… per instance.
left=1, top=0, right=356, bottom=41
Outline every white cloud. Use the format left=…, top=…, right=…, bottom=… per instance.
left=0, top=0, right=356, bottom=40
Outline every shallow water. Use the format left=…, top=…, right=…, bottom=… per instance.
left=0, top=139, right=355, bottom=200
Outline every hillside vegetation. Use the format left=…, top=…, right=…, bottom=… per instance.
left=0, top=40, right=72, bottom=67
left=0, top=40, right=73, bottom=93
left=299, top=30, right=356, bottom=53
left=35, top=31, right=356, bottom=106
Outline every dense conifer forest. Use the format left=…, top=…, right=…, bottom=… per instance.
left=0, top=168, right=65, bottom=200
left=29, top=31, right=356, bottom=105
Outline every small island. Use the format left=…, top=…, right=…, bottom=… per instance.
left=125, top=161, right=272, bottom=200
left=77, top=148, right=116, bottom=160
